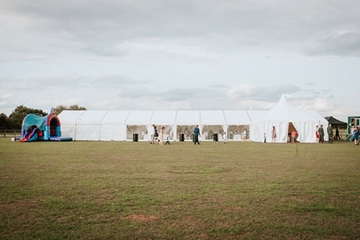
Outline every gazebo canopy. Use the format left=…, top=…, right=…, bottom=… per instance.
left=325, top=116, right=347, bottom=128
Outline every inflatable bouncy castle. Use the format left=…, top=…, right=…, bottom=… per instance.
left=19, top=108, right=72, bottom=142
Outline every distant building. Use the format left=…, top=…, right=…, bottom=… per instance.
left=348, top=116, right=360, bottom=135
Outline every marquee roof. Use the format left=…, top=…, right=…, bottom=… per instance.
left=58, top=95, right=327, bottom=126
left=263, top=94, right=318, bottom=122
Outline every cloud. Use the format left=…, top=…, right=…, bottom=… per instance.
left=86, top=46, right=128, bottom=58
left=227, top=84, right=301, bottom=101
left=309, top=97, right=334, bottom=111
left=1, top=93, right=12, bottom=99
left=158, top=87, right=226, bottom=102
left=1, top=75, right=144, bottom=92
left=303, top=31, right=360, bottom=57
left=1, top=0, right=359, bottom=122
left=2, top=0, right=360, bottom=63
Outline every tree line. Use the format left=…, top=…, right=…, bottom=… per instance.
left=0, top=105, right=86, bottom=129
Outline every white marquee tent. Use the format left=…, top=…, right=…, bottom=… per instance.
left=224, top=110, right=252, bottom=140
left=125, top=110, right=153, bottom=141
left=251, top=95, right=329, bottom=143
left=75, top=110, right=108, bottom=140
left=100, top=111, right=130, bottom=141
left=150, top=111, right=176, bottom=141
left=58, top=95, right=328, bottom=143
left=200, top=110, right=226, bottom=141
left=176, top=111, right=200, bottom=141
left=59, top=110, right=85, bottom=140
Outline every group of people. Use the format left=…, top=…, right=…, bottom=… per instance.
left=194, top=126, right=248, bottom=145
left=268, top=124, right=334, bottom=144
left=149, top=124, right=170, bottom=145
left=150, top=123, right=358, bottom=145
left=258, top=126, right=277, bottom=143
left=265, top=126, right=296, bottom=143
left=315, top=123, right=334, bottom=144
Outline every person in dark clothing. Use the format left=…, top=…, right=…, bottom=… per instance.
left=327, top=123, right=333, bottom=144
left=153, top=126, right=159, bottom=144
left=193, top=125, right=201, bottom=145
left=318, top=125, right=325, bottom=143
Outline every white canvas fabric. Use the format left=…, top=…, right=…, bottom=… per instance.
left=58, top=110, right=85, bottom=138
left=125, top=111, right=153, bottom=140
left=151, top=111, right=177, bottom=140
left=75, top=110, right=108, bottom=140
left=100, top=111, right=130, bottom=141
left=56, top=95, right=328, bottom=142
left=200, top=111, right=226, bottom=140
left=251, top=95, right=328, bottom=143
left=224, top=110, right=252, bottom=140
left=247, top=110, right=268, bottom=141
left=175, top=111, right=201, bottom=140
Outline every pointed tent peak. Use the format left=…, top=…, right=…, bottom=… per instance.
left=264, top=94, right=317, bottom=122
left=278, top=93, right=289, bottom=104
left=269, top=94, right=293, bottom=112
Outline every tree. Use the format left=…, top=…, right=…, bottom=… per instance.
left=0, top=113, right=11, bottom=129
left=54, top=105, right=67, bottom=115
left=8, top=105, right=48, bottom=129
left=54, top=105, right=86, bottom=115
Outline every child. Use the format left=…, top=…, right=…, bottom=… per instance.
left=223, top=132, right=227, bottom=144
left=263, top=133, right=267, bottom=143
left=165, top=135, right=170, bottom=145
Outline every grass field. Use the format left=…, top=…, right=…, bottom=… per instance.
left=1, top=138, right=359, bottom=239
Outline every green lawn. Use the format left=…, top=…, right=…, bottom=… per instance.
left=0, top=138, right=359, bottom=239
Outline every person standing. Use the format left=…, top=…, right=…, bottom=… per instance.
left=149, top=124, right=155, bottom=144
left=165, top=134, right=171, bottom=145
left=242, top=130, right=247, bottom=143
left=315, top=125, right=319, bottom=143
left=159, top=126, right=165, bottom=145
left=271, top=126, right=276, bottom=143
left=223, top=132, right=227, bottom=144
left=291, top=130, right=297, bottom=143
left=263, top=133, right=267, bottom=143
left=154, top=126, right=159, bottom=144
left=335, top=127, right=340, bottom=140
left=353, top=126, right=359, bottom=145
left=193, top=125, right=201, bottom=145
left=327, top=123, right=333, bottom=144
left=318, top=124, right=324, bottom=143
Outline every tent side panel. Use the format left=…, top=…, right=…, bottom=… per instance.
left=126, top=125, right=148, bottom=141
left=292, top=122, right=316, bottom=143
left=75, top=124, right=101, bottom=141
left=60, top=124, right=76, bottom=139
left=201, top=125, right=224, bottom=141
left=100, top=124, right=126, bottom=141
left=261, top=122, right=288, bottom=143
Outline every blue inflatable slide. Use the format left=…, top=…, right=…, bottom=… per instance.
left=19, top=108, right=72, bottom=142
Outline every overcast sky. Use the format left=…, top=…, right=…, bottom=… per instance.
left=1, top=0, right=359, bottom=121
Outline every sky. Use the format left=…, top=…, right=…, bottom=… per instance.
left=1, top=0, right=359, bottom=121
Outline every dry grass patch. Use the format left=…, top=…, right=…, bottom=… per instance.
left=126, top=214, right=159, bottom=222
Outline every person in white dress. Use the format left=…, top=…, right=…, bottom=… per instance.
left=149, top=124, right=155, bottom=144
left=242, top=130, right=247, bottom=143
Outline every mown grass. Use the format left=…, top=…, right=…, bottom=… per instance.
left=0, top=138, right=359, bottom=239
